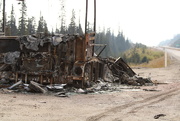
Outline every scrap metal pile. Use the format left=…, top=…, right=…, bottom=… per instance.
left=0, top=33, right=153, bottom=94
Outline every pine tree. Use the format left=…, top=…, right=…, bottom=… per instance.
left=76, top=12, right=83, bottom=35
left=55, top=25, right=60, bottom=34
left=77, top=21, right=83, bottom=35
left=120, top=32, right=126, bottom=51
left=141, top=56, right=148, bottom=63
left=125, top=38, right=131, bottom=50
left=104, top=28, right=112, bottom=57
left=27, top=17, right=36, bottom=35
left=18, top=1, right=27, bottom=35
left=94, top=27, right=132, bottom=58
left=44, top=21, right=48, bottom=34
left=37, top=13, right=48, bottom=33
left=7, top=5, right=18, bottom=36
left=59, top=0, right=66, bottom=34
left=37, top=14, right=44, bottom=33
left=68, top=9, right=76, bottom=34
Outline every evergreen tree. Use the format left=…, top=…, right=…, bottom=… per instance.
left=55, top=25, right=60, bottom=34
left=59, top=0, right=66, bottom=34
left=27, top=17, right=36, bottom=35
left=37, top=14, right=44, bottom=33
left=94, top=28, right=106, bottom=57
left=37, top=13, right=48, bottom=33
left=125, top=38, right=131, bottom=50
left=68, top=9, right=76, bottom=34
left=94, top=27, right=132, bottom=58
left=76, top=13, right=83, bottom=35
left=77, top=23, right=83, bottom=35
left=44, top=21, right=48, bottom=34
left=103, top=28, right=112, bottom=57
left=141, top=56, right=148, bottom=63
left=115, top=31, right=122, bottom=52
left=18, top=1, right=27, bottom=35
left=7, top=5, right=18, bottom=36
left=120, top=32, right=126, bottom=51
left=130, top=53, right=140, bottom=63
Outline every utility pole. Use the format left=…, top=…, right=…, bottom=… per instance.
left=2, top=0, right=5, bottom=33
left=85, top=0, right=96, bottom=33
left=85, top=0, right=88, bottom=34
left=94, top=0, right=96, bottom=32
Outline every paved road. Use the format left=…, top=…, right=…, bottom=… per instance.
left=165, top=47, right=180, bottom=60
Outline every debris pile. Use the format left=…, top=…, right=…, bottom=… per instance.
left=0, top=33, right=153, bottom=95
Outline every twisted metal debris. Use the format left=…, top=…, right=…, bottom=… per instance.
left=0, top=33, right=152, bottom=90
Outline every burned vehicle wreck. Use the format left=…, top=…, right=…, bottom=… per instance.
left=0, top=33, right=152, bottom=88
left=0, top=0, right=152, bottom=90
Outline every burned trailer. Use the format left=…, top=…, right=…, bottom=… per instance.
left=0, top=35, right=152, bottom=87
left=0, top=33, right=106, bottom=87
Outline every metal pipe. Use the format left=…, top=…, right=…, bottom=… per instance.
left=2, top=0, right=5, bottom=32
left=92, top=0, right=96, bottom=56
left=85, top=0, right=88, bottom=34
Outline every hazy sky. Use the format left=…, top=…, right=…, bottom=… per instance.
left=4, top=0, right=180, bottom=46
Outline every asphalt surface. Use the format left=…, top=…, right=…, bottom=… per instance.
left=165, top=47, right=180, bottom=60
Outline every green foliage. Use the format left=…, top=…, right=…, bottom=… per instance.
left=122, top=43, right=164, bottom=64
left=141, top=56, right=148, bottom=63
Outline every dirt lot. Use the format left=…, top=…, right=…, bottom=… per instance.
left=0, top=51, right=180, bottom=121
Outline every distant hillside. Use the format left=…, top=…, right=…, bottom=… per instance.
left=122, top=43, right=164, bottom=64
left=159, top=34, right=180, bottom=48
left=159, top=39, right=171, bottom=46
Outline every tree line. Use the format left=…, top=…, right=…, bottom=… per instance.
left=0, top=1, right=132, bottom=58
left=1, top=1, right=83, bottom=36
left=95, top=29, right=131, bottom=58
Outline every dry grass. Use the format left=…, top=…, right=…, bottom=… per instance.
left=130, top=54, right=171, bottom=68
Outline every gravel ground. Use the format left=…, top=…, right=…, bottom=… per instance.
left=0, top=49, right=180, bottom=121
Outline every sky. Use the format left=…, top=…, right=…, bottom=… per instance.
left=3, top=0, right=180, bottom=46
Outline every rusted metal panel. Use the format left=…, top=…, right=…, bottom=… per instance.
left=75, top=36, right=86, bottom=61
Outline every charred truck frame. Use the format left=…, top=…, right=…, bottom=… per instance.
left=0, top=0, right=151, bottom=88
